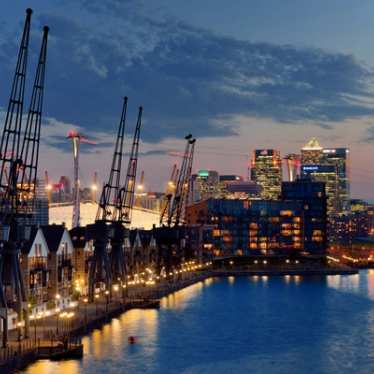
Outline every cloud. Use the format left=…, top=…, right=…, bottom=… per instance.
left=0, top=0, right=374, bottom=145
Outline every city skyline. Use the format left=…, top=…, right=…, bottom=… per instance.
left=2, top=5, right=374, bottom=372
left=2, top=1, right=374, bottom=198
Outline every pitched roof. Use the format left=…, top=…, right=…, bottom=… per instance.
left=20, top=226, right=39, bottom=255
left=302, top=137, right=323, bottom=151
left=41, top=224, right=66, bottom=252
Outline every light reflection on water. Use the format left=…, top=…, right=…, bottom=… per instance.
left=24, top=271, right=374, bottom=374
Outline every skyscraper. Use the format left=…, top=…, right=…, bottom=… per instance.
left=322, top=148, right=350, bottom=212
left=301, top=164, right=338, bottom=215
left=301, top=139, right=350, bottom=215
left=301, top=138, right=323, bottom=164
left=190, top=170, right=220, bottom=202
left=251, top=149, right=282, bottom=200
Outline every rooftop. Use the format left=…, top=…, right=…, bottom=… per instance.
left=302, top=137, right=323, bottom=151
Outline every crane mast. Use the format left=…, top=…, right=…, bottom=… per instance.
left=168, top=134, right=195, bottom=227
left=160, top=164, right=178, bottom=225
left=0, top=12, right=49, bottom=347
left=175, top=138, right=195, bottom=225
left=86, top=98, right=128, bottom=301
left=18, top=26, right=49, bottom=220
left=0, top=9, right=32, bottom=227
left=156, top=135, right=196, bottom=278
left=96, top=97, right=128, bottom=222
left=115, top=106, right=143, bottom=225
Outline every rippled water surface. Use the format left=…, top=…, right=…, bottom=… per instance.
left=25, top=271, right=374, bottom=373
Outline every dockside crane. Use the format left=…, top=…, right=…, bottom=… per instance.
left=0, top=10, right=49, bottom=347
left=68, top=131, right=96, bottom=228
left=112, top=107, right=143, bottom=281
left=115, top=106, right=143, bottom=225
left=86, top=97, right=128, bottom=302
left=156, top=135, right=196, bottom=276
left=160, top=164, right=178, bottom=225
left=168, top=134, right=196, bottom=227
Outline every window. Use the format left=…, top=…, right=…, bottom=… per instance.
left=34, top=244, right=42, bottom=257
left=280, top=210, right=293, bottom=216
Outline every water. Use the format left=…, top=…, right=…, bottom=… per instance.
left=25, top=271, right=374, bottom=373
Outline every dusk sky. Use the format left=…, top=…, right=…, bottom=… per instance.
left=2, top=1, right=374, bottom=198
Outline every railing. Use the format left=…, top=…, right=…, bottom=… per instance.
left=0, top=339, right=36, bottom=364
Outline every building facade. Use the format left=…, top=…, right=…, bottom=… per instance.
left=190, top=170, right=220, bottom=202
left=186, top=178, right=327, bottom=257
left=251, top=149, right=282, bottom=200
left=322, top=148, right=350, bottom=213
left=301, top=139, right=350, bottom=215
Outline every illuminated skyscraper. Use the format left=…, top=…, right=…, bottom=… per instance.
left=301, top=138, right=323, bottom=164
left=251, top=149, right=282, bottom=200
left=322, top=148, right=350, bottom=212
left=301, top=138, right=350, bottom=215
left=301, top=164, right=338, bottom=215
left=191, top=170, right=220, bottom=202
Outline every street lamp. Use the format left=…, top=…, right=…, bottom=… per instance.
left=55, top=293, right=61, bottom=310
left=94, top=294, right=99, bottom=315
left=105, top=290, right=109, bottom=313
left=17, top=322, right=22, bottom=351
left=55, top=308, right=61, bottom=335
left=30, top=315, right=37, bottom=346
left=83, top=298, right=88, bottom=326
left=59, top=312, right=67, bottom=334
left=121, top=283, right=127, bottom=305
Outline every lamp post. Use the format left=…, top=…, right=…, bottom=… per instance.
left=67, top=312, right=74, bottom=333
left=17, top=322, right=22, bottom=351
left=113, top=284, right=119, bottom=305
left=121, top=283, right=126, bottom=305
left=83, top=298, right=88, bottom=327
left=59, top=312, right=67, bottom=335
left=105, top=290, right=109, bottom=313
left=94, top=294, right=99, bottom=315
left=55, top=308, right=61, bottom=335
left=30, top=315, right=35, bottom=345
left=55, top=293, right=61, bottom=313
left=36, top=315, right=41, bottom=346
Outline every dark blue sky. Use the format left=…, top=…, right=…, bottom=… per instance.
left=1, top=0, right=374, bottom=197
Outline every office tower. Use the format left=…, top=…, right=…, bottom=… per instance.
left=251, top=149, right=282, bottom=200
left=301, top=139, right=350, bottom=215
left=301, top=138, right=323, bottom=165
left=322, top=148, right=350, bottom=212
left=190, top=170, right=220, bottom=202
left=301, top=164, right=338, bottom=215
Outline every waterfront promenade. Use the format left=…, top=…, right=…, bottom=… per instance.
left=0, top=262, right=357, bottom=372
left=0, top=271, right=209, bottom=372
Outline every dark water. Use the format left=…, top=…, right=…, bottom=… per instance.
left=25, top=271, right=374, bottom=373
